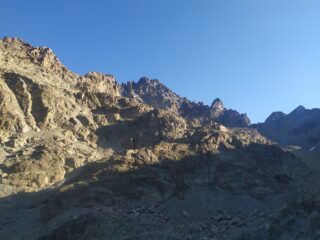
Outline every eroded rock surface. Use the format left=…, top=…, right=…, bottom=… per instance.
left=0, top=37, right=319, bottom=240
left=122, top=77, right=251, bottom=127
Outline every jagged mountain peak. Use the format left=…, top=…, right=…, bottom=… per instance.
left=122, top=78, right=250, bottom=127
left=2, top=36, right=32, bottom=46
left=123, top=76, right=173, bottom=92
left=264, top=111, right=286, bottom=123
left=290, top=105, right=307, bottom=115
left=1, top=36, right=59, bottom=65
left=0, top=36, right=80, bottom=89
left=255, top=105, right=320, bottom=149
left=210, top=98, right=224, bottom=110
left=264, top=105, right=308, bottom=125
left=1, top=37, right=252, bottom=129
left=137, top=76, right=161, bottom=85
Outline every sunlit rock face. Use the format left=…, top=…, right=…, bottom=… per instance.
left=0, top=37, right=318, bottom=240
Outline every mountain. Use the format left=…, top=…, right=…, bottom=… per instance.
left=0, top=37, right=319, bottom=240
left=121, top=77, right=251, bottom=127
left=253, top=106, right=320, bottom=151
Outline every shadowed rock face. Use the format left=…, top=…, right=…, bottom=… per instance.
left=253, top=106, right=320, bottom=150
left=0, top=37, right=319, bottom=240
left=121, top=77, right=251, bottom=127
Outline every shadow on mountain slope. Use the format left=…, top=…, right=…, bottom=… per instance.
left=0, top=143, right=317, bottom=240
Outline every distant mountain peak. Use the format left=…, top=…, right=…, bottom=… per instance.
left=291, top=105, right=306, bottom=114
left=122, top=78, right=250, bottom=127
left=265, top=111, right=286, bottom=123
left=255, top=105, right=320, bottom=149
left=137, top=77, right=160, bottom=85
left=210, top=98, right=224, bottom=110
left=138, top=76, right=150, bottom=84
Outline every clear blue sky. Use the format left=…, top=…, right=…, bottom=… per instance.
left=1, top=0, right=320, bottom=123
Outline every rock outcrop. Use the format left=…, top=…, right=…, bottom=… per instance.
left=122, top=77, right=251, bottom=127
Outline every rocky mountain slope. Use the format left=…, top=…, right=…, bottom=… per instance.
left=0, top=37, right=319, bottom=240
left=254, top=106, right=320, bottom=151
left=122, top=77, right=251, bottom=127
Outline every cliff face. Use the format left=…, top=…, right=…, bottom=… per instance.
left=0, top=38, right=318, bottom=240
left=121, top=77, right=251, bottom=127
left=0, top=37, right=121, bottom=141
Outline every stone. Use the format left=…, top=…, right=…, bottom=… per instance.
left=182, top=210, right=189, bottom=218
left=0, top=37, right=317, bottom=240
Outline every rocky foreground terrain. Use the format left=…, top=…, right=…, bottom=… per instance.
left=0, top=37, right=320, bottom=240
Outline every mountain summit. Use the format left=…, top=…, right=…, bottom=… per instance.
left=122, top=78, right=250, bottom=127
left=210, top=98, right=224, bottom=110
left=254, top=106, right=320, bottom=149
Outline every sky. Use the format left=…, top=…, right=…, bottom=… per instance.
left=1, top=0, right=320, bottom=123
